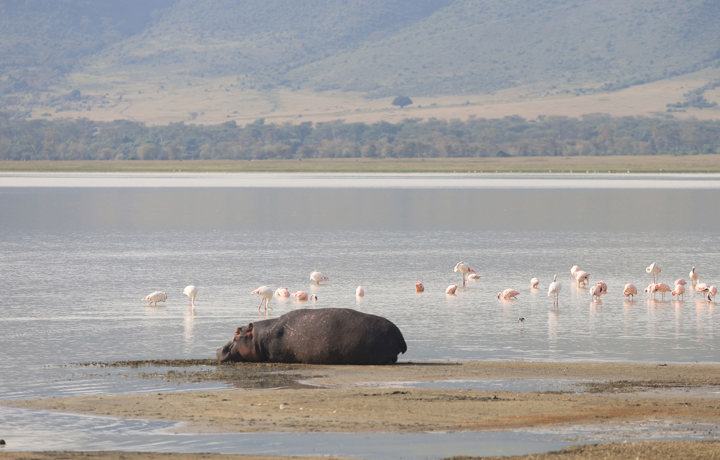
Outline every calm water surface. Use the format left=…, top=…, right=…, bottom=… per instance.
left=1, top=172, right=718, bottom=457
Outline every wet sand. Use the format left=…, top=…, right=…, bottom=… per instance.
left=2, top=361, right=720, bottom=459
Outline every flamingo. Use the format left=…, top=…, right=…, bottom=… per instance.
left=574, top=270, right=590, bottom=287
left=454, top=261, right=475, bottom=287
left=142, top=290, right=167, bottom=306
left=183, top=285, right=198, bottom=308
left=590, top=284, right=603, bottom=300
left=547, top=274, right=561, bottom=307
left=415, top=281, right=425, bottom=293
left=292, top=290, right=309, bottom=301
left=671, top=283, right=685, bottom=300
left=310, top=270, right=329, bottom=285
left=596, top=280, right=608, bottom=295
left=497, top=288, right=520, bottom=300
left=251, top=285, right=273, bottom=312
left=275, top=287, right=290, bottom=298
left=644, top=283, right=658, bottom=299
left=530, top=277, right=540, bottom=289
left=708, top=285, right=718, bottom=302
left=689, top=266, right=698, bottom=284
left=570, top=265, right=580, bottom=280
left=655, top=282, right=672, bottom=300
left=445, top=284, right=458, bottom=295
left=356, top=285, right=365, bottom=297
left=696, top=282, right=709, bottom=299
left=674, top=278, right=687, bottom=287
left=646, top=262, right=661, bottom=283
left=623, top=283, right=638, bottom=300
left=468, top=273, right=482, bottom=281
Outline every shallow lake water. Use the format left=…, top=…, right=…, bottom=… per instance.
left=1, top=172, right=718, bottom=457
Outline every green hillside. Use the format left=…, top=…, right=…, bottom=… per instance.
left=1, top=0, right=720, bottom=123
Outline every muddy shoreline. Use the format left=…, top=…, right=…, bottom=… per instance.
left=2, top=360, right=720, bottom=459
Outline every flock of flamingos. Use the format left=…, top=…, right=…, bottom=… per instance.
left=140, top=263, right=717, bottom=311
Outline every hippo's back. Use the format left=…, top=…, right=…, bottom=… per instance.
left=265, top=308, right=406, bottom=364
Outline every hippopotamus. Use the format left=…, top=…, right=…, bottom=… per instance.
left=216, top=308, right=407, bottom=364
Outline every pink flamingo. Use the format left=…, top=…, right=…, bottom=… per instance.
left=454, top=261, right=475, bottom=287
left=570, top=265, right=580, bottom=280
left=274, top=287, right=290, bottom=298
left=574, top=270, right=590, bottom=287
left=689, top=266, right=698, bottom=284
left=596, top=280, right=608, bottom=295
left=530, top=277, right=540, bottom=289
left=251, top=285, right=273, bottom=312
left=671, top=283, right=685, bottom=300
left=445, top=284, right=458, bottom=295
left=497, top=288, right=520, bottom=300
left=623, top=283, right=638, bottom=300
left=356, top=286, right=365, bottom=297
left=644, top=283, right=658, bottom=299
left=655, top=282, right=672, bottom=300
left=590, top=284, right=603, bottom=300
left=292, top=290, right=309, bottom=301
left=415, top=281, right=425, bottom=293
left=696, top=282, right=709, bottom=299
left=674, top=278, right=687, bottom=287
left=547, top=274, right=561, bottom=307
left=468, top=273, right=482, bottom=281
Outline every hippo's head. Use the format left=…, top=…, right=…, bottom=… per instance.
left=216, top=323, right=264, bottom=362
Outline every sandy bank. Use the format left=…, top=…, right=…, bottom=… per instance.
left=2, top=361, right=719, bottom=459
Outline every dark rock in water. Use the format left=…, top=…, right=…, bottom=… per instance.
left=0, top=439, right=6, bottom=445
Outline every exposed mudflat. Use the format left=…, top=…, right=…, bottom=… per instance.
left=2, top=360, right=720, bottom=460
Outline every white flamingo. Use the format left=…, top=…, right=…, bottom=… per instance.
left=689, top=266, right=698, bottom=284
left=570, top=265, right=580, bottom=280
left=251, top=285, right=273, bottom=313
left=183, top=285, right=198, bottom=308
left=445, top=284, right=458, bottom=295
left=530, top=277, right=540, bottom=289
left=708, top=285, right=718, bottom=302
left=310, top=270, right=329, bottom=285
left=356, top=285, right=365, bottom=297
left=142, top=290, right=167, bottom=306
left=454, top=261, right=475, bottom=287
left=646, top=262, right=661, bottom=283
left=547, top=274, right=561, bottom=307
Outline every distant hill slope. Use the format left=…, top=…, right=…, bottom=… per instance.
left=2, top=0, right=720, bottom=123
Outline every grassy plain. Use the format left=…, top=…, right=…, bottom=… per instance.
left=31, top=68, right=720, bottom=126
left=2, top=155, right=720, bottom=173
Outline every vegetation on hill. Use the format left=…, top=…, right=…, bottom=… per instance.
left=2, top=112, right=719, bottom=162
left=2, top=0, right=720, bottom=119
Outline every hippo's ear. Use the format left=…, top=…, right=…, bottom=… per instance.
left=245, top=323, right=254, bottom=337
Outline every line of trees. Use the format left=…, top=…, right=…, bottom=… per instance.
left=1, top=112, right=719, bottom=161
